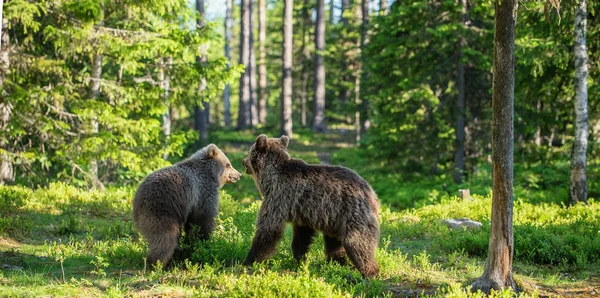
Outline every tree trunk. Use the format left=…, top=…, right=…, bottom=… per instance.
left=379, top=0, right=388, bottom=16
left=361, top=0, right=371, bottom=132
left=280, top=0, right=293, bottom=137
left=470, top=0, right=517, bottom=293
left=0, top=10, right=13, bottom=184
left=238, top=0, right=252, bottom=129
left=300, top=0, right=310, bottom=127
left=313, top=0, right=326, bottom=132
left=258, top=0, right=267, bottom=124
left=223, top=0, right=233, bottom=126
left=329, top=0, right=335, bottom=25
left=453, top=0, right=467, bottom=184
left=354, top=1, right=365, bottom=145
left=340, top=0, right=351, bottom=123
left=570, top=0, right=588, bottom=205
left=196, top=0, right=209, bottom=144
left=88, top=53, right=104, bottom=190
left=160, top=57, right=172, bottom=160
left=249, top=0, right=258, bottom=126
left=534, top=100, right=542, bottom=146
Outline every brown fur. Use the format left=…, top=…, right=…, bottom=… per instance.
left=132, top=144, right=241, bottom=268
left=242, top=135, right=380, bottom=278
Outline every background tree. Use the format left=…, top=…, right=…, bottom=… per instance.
left=570, top=0, right=589, bottom=204
left=223, top=0, right=234, bottom=126
left=280, top=0, right=293, bottom=137
left=453, top=0, right=468, bottom=184
left=471, top=0, right=517, bottom=292
left=257, top=0, right=267, bottom=124
left=249, top=0, right=258, bottom=126
left=312, top=0, right=326, bottom=132
left=0, top=2, right=12, bottom=184
left=196, top=0, right=210, bottom=145
left=238, top=0, right=252, bottom=129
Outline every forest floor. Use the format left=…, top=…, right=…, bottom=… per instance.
left=1, top=127, right=599, bottom=297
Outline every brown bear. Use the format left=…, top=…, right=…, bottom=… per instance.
left=241, top=135, right=380, bottom=278
left=133, top=144, right=241, bottom=269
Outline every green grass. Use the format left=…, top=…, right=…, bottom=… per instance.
left=1, top=129, right=599, bottom=297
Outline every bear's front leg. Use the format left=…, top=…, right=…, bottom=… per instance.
left=243, top=222, right=285, bottom=265
left=185, top=205, right=218, bottom=241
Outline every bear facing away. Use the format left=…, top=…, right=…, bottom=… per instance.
left=242, top=135, right=380, bottom=278
left=133, top=144, right=241, bottom=269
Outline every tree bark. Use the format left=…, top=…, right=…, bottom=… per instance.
left=340, top=0, right=351, bottom=123
left=570, top=0, right=588, bottom=205
left=379, top=0, right=388, bottom=16
left=0, top=10, right=13, bottom=184
left=238, top=0, right=252, bottom=129
left=160, top=57, right=172, bottom=160
left=329, top=0, right=335, bottom=25
left=249, top=0, right=258, bottom=126
left=258, top=0, right=267, bottom=124
left=354, top=0, right=365, bottom=145
left=88, top=53, right=104, bottom=190
left=300, top=0, right=310, bottom=127
left=453, top=0, right=467, bottom=184
left=223, top=0, right=233, bottom=126
left=280, top=0, right=293, bottom=137
left=196, top=0, right=209, bottom=144
left=470, top=0, right=517, bottom=293
left=313, top=0, right=327, bottom=132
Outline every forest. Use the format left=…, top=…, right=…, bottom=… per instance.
left=0, top=0, right=598, bottom=297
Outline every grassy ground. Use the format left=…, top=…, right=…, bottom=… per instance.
left=1, top=127, right=599, bottom=297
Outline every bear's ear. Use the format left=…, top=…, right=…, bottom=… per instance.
left=280, top=135, right=289, bottom=148
left=256, top=134, right=268, bottom=150
left=206, top=144, right=219, bottom=159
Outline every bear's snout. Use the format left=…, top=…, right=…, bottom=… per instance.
left=242, top=157, right=253, bottom=174
left=229, top=170, right=242, bottom=183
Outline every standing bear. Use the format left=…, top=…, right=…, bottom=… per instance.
left=133, top=144, right=241, bottom=268
left=242, top=135, right=380, bottom=278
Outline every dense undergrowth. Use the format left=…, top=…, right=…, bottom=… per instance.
left=1, top=129, right=599, bottom=297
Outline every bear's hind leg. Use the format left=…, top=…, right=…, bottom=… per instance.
left=324, top=235, right=347, bottom=265
left=291, top=225, right=316, bottom=262
left=343, top=232, right=379, bottom=278
left=145, top=222, right=181, bottom=270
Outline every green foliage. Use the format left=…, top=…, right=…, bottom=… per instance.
left=2, top=0, right=241, bottom=187
left=363, top=0, right=493, bottom=172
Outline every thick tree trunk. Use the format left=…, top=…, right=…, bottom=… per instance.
left=258, top=0, right=267, bottom=124
left=238, top=0, right=252, bottom=129
left=280, top=0, right=293, bottom=137
left=249, top=0, right=258, bottom=126
left=223, top=0, right=233, bottom=126
left=196, top=0, right=209, bottom=144
left=470, top=0, right=517, bottom=293
left=379, top=0, right=388, bottom=16
left=0, top=11, right=13, bottom=184
left=160, top=57, right=172, bottom=160
left=453, top=0, right=467, bottom=184
left=570, top=0, right=589, bottom=205
left=313, top=0, right=326, bottom=132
